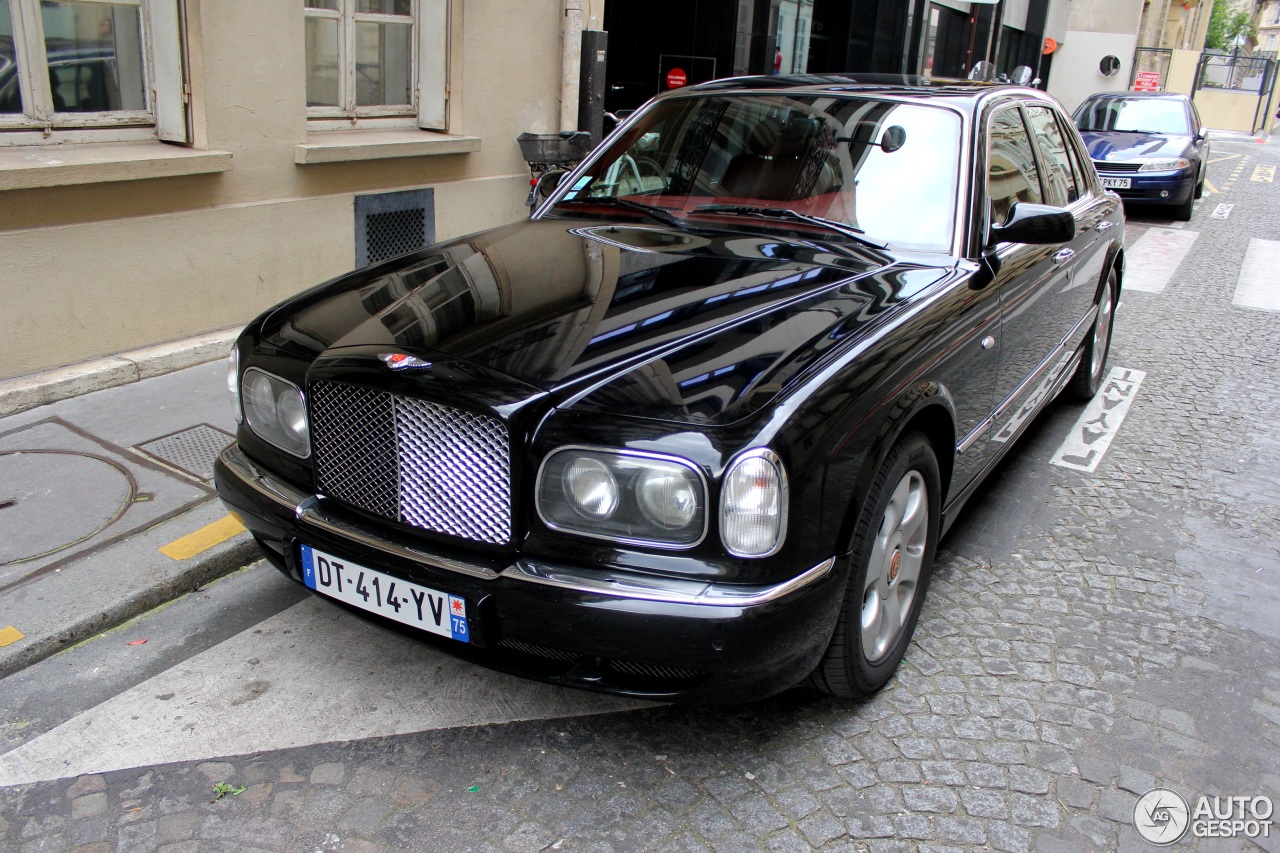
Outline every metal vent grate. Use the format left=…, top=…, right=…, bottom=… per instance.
left=135, top=424, right=234, bottom=480
left=309, top=381, right=511, bottom=545
left=607, top=660, right=704, bottom=681
left=355, top=188, right=435, bottom=268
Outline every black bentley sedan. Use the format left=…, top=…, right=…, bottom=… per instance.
left=216, top=75, right=1124, bottom=703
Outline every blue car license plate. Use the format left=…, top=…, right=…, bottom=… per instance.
left=300, top=544, right=469, bottom=643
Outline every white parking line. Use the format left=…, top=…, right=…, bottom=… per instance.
left=1234, top=239, right=1280, bottom=313
left=1051, top=367, right=1146, bottom=473
left=1123, top=228, right=1199, bottom=293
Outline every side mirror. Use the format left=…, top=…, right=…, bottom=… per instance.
left=527, top=169, right=570, bottom=209
left=989, top=203, right=1076, bottom=247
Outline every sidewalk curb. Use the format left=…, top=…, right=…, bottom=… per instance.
left=0, top=327, right=240, bottom=418
left=0, top=526, right=260, bottom=680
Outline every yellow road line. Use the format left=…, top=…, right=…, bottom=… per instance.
left=1251, top=164, right=1276, bottom=182
left=160, top=516, right=247, bottom=560
left=1209, top=153, right=1243, bottom=164
left=1203, top=179, right=1220, bottom=195
left=0, top=626, right=25, bottom=648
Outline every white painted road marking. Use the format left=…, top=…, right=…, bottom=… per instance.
left=0, top=597, right=649, bottom=787
left=1123, top=228, right=1199, bottom=293
left=1234, top=239, right=1280, bottom=313
left=1212, top=203, right=1234, bottom=219
left=1052, top=367, right=1147, bottom=473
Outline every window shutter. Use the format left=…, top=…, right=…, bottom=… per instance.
left=417, top=0, right=448, bottom=130
left=150, top=0, right=188, bottom=143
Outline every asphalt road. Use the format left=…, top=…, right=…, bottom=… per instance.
left=2, top=135, right=1278, bottom=852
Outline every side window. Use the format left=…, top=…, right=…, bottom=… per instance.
left=1059, top=112, right=1097, bottom=194
left=987, top=107, right=1041, bottom=227
left=1025, top=105, right=1078, bottom=206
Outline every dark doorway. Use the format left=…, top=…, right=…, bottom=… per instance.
left=603, top=0, right=739, bottom=113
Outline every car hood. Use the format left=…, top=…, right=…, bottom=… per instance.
left=258, top=218, right=949, bottom=424
left=1080, top=130, right=1193, bottom=163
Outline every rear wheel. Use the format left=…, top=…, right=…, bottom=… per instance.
left=1067, top=271, right=1116, bottom=400
left=810, top=433, right=940, bottom=698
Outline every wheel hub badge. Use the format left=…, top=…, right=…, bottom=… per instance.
left=888, top=549, right=901, bottom=584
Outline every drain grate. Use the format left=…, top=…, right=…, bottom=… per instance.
left=135, top=425, right=234, bottom=481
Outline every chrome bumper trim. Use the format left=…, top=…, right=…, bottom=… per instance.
left=499, top=557, right=837, bottom=607
left=220, top=445, right=837, bottom=607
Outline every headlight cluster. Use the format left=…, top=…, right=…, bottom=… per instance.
left=538, top=448, right=707, bottom=548
left=1138, top=158, right=1191, bottom=172
left=241, top=367, right=310, bottom=458
left=720, top=449, right=787, bottom=557
left=538, top=445, right=789, bottom=556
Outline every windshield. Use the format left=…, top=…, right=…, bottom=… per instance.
left=1074, top=97, right=1191, bottom=135
left=549, top=94, right=963, bottom=253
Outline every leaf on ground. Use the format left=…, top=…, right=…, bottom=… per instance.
left=210, top=781, right=248, bottom=802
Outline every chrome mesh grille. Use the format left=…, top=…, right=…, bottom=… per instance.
left=311, top=384, right=398, bottom=518
left=396, top=397, right=511, bottom=544
left=310, top=381, right=511, bottom=545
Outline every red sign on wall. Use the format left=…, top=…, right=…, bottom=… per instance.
left=1134, top=71, right=1161, bottom=91
left=666, top=68, right=688, bottom=89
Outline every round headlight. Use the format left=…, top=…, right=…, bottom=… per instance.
left=565, top=457, right=619, bottom=519
left=276, top=385, right=307, bottom=437
left=244, top=371, right=279, bottom=431
left=637, top=468, right=698, bottom=529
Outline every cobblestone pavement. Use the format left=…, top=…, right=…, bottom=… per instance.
left=2, top=139, right=1279, bottom=852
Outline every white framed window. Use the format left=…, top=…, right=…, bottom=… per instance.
left=0, top=0, right=186, bottom=141
left=304, top=0, right=447, bottom=130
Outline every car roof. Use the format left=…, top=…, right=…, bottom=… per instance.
left=673, top=73, right=1053, bottom=115
left=1079, top=91, right=1191, bottom=101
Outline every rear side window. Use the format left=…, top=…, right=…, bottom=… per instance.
left=1025, top=105, right=1078, bottom=206
left=987, top=107, right=1041, bottom=226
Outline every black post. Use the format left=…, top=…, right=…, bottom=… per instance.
left=579, top=29, right=609, bottom=147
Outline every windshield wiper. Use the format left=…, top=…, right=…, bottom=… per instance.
left=692, top=204, right=886, bottom=249
left=554, top=196, right=687, bottom=229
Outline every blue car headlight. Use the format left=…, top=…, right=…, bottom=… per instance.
left=241, top=368, right=310, bottom=458
left=1138, top=158, right=1191, bottom=172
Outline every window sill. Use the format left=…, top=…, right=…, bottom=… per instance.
left=0, top=141, right=233, bottom=191
left=295, top=128, right=482, bottom=165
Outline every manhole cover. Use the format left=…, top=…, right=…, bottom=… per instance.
left=135, top=424, right=234, bottom=481
left=0, top=451, right=134, bottom=565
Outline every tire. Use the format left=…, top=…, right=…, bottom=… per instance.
left=1174, top=188, right=1195, bottom=221
left=1066, top=270, right=1116, bottom=400
left=809, top=432, right=941, bottom=698
left=1194, top=169, right=1205, bottom=200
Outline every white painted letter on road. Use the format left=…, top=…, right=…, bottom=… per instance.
left=1052, top=367, right=1147, bottom=473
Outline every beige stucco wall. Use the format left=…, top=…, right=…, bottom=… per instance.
left=0, top=0, right=606, bottom=380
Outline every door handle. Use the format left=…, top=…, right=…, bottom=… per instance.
left=1095, top=221, right=1115, bottom=233
left=1053, top=248, right=1075, bottom=264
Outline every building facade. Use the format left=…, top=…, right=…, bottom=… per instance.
left=603, top=0, right=1070, bottom=114
left=0, top=1, right=604, bottom=382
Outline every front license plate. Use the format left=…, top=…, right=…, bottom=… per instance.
left=1101, top=177, right=1131, bottom=189
left=300, top=544, right=469, bottom=643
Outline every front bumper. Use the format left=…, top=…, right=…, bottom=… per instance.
left=214, top=445, right=847, bottom=702
left=1099, top=170, right=1195, bottom=205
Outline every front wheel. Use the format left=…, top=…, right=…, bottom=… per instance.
left=1066, top=271, right=1117, bottom=400
left=810, top=433, right=941, bottom=698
